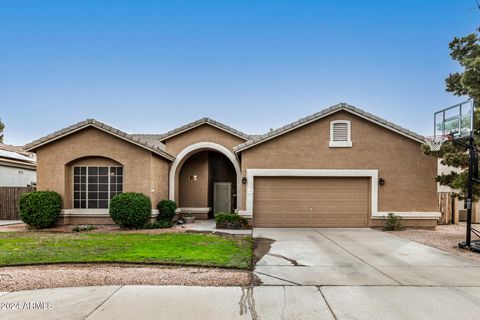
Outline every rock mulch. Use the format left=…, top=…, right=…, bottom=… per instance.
left=388, top=223, right=480, bottom=262
left=0, top=223, right=191, bottom=234
left=0, top=264, right=252, bottom=292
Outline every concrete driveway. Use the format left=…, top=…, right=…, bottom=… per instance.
left=253, top=228, right=480, bottom=319
left=2, top=228, right=480, bottom=320
left=254, top=228, right=480, bottom=286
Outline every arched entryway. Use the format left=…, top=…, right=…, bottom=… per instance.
left=169, top=142, right=242, bottom=216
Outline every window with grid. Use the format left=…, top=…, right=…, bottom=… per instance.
left=73, top=166, right=123, bottom=209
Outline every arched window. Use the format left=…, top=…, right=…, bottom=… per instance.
left=73, top=166, right=123, bottom=209
left=329, top=120, right=352, bottom=147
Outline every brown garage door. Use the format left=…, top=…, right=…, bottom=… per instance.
left=254, top=177, right=370, bottom=228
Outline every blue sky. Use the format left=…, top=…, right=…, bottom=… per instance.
left=0, top=0, right=478, bottom=145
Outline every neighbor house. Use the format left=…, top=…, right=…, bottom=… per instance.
left=0, top=143, right=36, bottom=187
left=24, top=103, right=440, bottom=228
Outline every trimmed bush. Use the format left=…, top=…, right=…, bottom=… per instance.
left=72, top=225, right=96, bottom=232
left=143, top=220, right=174, bottom=229
left=215, top=212, right=248, bottom=229
left=383, top=213, right=404, bottom=231
left=157, top=199, right=177, bottom=221
left=18, top=191, right=62, bottom=229
left=109, top=192, right=151, bottom=229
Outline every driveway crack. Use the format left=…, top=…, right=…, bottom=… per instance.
left=254, top=271, right=301, bottom=286
left=317, top=286, right=338, bottom=320
left=267, top=253, right=305, bottom=266
left=84, top=286, right=123, bottom=320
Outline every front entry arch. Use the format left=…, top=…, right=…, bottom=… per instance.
left=169, top=142, right=242, bottom=213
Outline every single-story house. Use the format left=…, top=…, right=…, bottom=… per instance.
left=0, top=143, right=36, bottom=187
left=24, top=103, right=440, bottom=228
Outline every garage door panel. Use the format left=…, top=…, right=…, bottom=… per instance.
left=254, top=177, right=369, bottom=228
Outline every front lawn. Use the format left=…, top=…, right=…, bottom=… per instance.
left=0, top=232, right=253, bottom=269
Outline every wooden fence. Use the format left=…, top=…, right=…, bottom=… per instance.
left=0, top=187, right=35, bottom=220
left=437, top=192, right=463, bottom=225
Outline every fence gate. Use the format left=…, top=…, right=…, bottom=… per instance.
left=0, top=187, right=35, bottom=220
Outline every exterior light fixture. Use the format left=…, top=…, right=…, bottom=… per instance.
left=190, top=175, right=198, bottom=182
left=379, top=178, right=385, bottom=186
left=242, top=177, right=247, bottom=184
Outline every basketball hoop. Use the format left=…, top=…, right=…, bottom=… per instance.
left=424, top=134, right=452, bottom=151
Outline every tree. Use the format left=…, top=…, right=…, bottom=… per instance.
left=423, top=29, right=480, bottom=200
left=0, top=118, right=4, bottom=143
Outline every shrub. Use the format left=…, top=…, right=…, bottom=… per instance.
left=109, top=192, right=151, bottom=229
left=18, top=191, right=62, bottom=229
left=157, top=199, right=177, bottom=221
left=72, top=225, right=96, bottom=232
left=143, top=220, right=174, bottom=229
left=383, top=213, right=404, bottom=231
left=215, top=212, right=248, bottom=229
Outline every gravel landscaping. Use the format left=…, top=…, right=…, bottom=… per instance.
left=0, top=264, right=252, bottom=291
left=388, top=223, right=480, bottom=262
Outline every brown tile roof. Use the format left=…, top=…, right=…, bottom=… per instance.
left=24, top=119, right=175, bottom=161
left=234, top=103, right=425, bottom=152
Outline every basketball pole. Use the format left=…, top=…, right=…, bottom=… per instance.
left=466, top=130, right=474, bottom=248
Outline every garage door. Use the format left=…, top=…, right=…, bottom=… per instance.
left=253, top=177, right=370, bottom=228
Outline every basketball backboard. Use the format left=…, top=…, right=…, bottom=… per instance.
left=434, top=100, right=474, bottom=139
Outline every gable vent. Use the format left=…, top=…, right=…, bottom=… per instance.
left=332, top=122, right=348, bottom=141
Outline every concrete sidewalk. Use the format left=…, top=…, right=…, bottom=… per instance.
left=2, top=285, right=480, bottom=320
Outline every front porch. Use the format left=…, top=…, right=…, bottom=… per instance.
left=172, top=146, right=241, bottom=219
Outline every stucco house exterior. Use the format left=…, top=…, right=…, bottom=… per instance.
left=0, top=143, right=36, bottom=187
left=24, top=103, right=440, bottom=228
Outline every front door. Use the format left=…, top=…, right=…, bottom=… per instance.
left=213, top=182, right=232, bottom=215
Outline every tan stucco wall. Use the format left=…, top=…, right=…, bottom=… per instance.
left=163, top=124, right=246, bottom=155
left=36, top=127, right=170, bottom=209
left=239, top=111, right=438, bottom=213
left=178, top=151, right=209, bottom=207
left=150, top=155, right=170, bottom=207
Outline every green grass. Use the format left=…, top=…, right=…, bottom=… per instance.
left=0, top=232, right=253, bottom=269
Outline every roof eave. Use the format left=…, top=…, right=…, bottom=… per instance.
left=25, top=122, right=175, bottom=162
left=160, top=119, right=250, bottom=142
left=234, top=105, right=424, bottom=153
